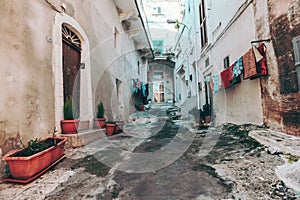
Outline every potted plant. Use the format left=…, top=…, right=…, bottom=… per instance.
left=105, top=121, right=117, bottom=136
left=60, top=98, right=80, bottom=134
left=94, top=101, right=106, bottom=128
left=203, top=104, right=211, bottom=123
left=114, top=120, right=124, bottom=134
left=2, top=128, right=67, bottom=182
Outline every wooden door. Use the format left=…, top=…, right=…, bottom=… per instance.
left=62, top=40, right=81, bottom=115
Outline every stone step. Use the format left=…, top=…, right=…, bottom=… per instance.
left=58, top=128, right=106, bottom=148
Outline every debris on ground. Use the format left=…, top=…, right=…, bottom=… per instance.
left=0, top=111, right=299, bottom=200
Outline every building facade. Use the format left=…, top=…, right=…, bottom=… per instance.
left=0, top=0, right=151, bottom=155
left=174, top=0, right=300, bottom=135
left=143, top=0, right=182, bottom=104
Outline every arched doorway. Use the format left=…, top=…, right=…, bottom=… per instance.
left=62, top=24, right=81, bottom=115
left=53, top=13, right=93, bottom=131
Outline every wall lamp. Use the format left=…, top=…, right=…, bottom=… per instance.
left=167, top=19, right=191, bottom=51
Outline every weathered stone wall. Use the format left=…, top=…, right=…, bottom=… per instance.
left=0, top=0, right=56, bottom=155
left=254, top=0, right=300, bottom=135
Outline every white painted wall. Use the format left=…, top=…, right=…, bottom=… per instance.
left=0, top=0, right=145, bottom=152
left=173, top=0, right=264, bottom=125
left=200, top=0, right=264, bottom=125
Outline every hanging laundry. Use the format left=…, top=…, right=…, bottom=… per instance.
left=253, top=45, right=264, bottom=62
left=145, top=83, right=149, bottom=96
left=250, top=43, right=268, bottom=79
left=230, top=64, right=241, bottom=86
left=213, top=75, right=219, bottom=93
left=220, top=67, right=231, bottom=89
left=233, top=57, right=243, bottom=77
left=229, top=64, right=234, bottom=81
left=132, top=79, right=136, bottom=89
left=209, top=74, right=214, bottom=91
left=136, top=79, right=141, bottom=89
left=142, top=84, right=146, bottom=97
left=231, top=74, right=241, bottom=86
left=243, top=47, right=257, bottom=79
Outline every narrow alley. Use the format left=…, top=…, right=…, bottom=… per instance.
left=0, top=0, right=299, bottom=200
left=1, top=105, right=299, bottom=199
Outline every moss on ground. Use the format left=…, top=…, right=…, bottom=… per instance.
left=71, top=155, right=110, bottom=177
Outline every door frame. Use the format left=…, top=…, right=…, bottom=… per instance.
left=53, top=13, right=93, bottom=131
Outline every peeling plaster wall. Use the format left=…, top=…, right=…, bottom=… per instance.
left=0, top=0, right=56, bottom=154
left=254, top=0, right=300, bottom=135
left=0, top=0, right=143, bottom=154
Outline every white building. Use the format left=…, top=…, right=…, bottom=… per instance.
left=174, top=0, right=264, bottom=123
left=174, top=0, right=300, bottom=136
left=0, top=0, right=151, bottom=154
left=143, top=0, right=182, bottom=104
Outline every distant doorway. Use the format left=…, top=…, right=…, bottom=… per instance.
left=153, top=81, right=165, bottom=103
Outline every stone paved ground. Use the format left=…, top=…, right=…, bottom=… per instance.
left=0, top=106, right=299, bottom=200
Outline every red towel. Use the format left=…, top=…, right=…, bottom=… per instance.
left=257, top=44, right=268, bottom=75
left=221, top=67, right=231, bottom=89
left=250, top=44, right=268, bottom=79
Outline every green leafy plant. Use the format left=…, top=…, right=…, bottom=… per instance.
left=97, top=101, right=105, bottom=118
left=63, top=98, right=78, bottom=120
left=15, top=138, right=60, bottom=157
left=105, top=121, right=116, bottom=124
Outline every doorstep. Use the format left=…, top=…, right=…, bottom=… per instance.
left=57, top=128, right=106, bottom=148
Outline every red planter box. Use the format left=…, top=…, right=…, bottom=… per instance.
left=2, top=137, right=67, bottom=180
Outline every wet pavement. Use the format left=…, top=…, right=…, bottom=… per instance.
left=1, top=105, right=300, bottom=200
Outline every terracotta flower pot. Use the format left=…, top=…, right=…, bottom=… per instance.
left=2, top=137, right=67, bottom=180
left=94, top=118, right=106, bottom=128
left=205, top=116, right=211, bottom=123
left=60, top=119, right=80, bottom=134
left=105, top=124, right=116, bottom=136
left=115, top=121, right=124, bottom=133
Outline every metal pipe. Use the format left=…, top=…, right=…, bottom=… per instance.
left=167, top=20, right=190, bottom=51
left=250, top=38, right=271, bottom=44
left=134, top=0, right=154, bottom=58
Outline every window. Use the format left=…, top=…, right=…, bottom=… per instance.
left=223, top=56, right=230, bottom=69
left=199, top=0, right=208, bottom=48
left=205, top=57, right=210, bottom=68
left=153, top=7, right=162, bottom=14
left=292, top=36, right=300, bottom=65
left=157, top=7, right=161, bottom=14
left=152, top=40, right=164, bottom=55
left=153, top=71, right=164, bottom=79
left=292, top=35, right=300, bottom=90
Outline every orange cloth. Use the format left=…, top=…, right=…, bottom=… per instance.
left=243, top=48, right=257, bottom=79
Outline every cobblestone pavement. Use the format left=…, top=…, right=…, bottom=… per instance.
left=0, top=105, right=299, bottom=200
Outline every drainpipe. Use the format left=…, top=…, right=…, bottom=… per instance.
left=134, top=0, right=154, bottom=58
left=192, top=0, right=200, bottom=110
